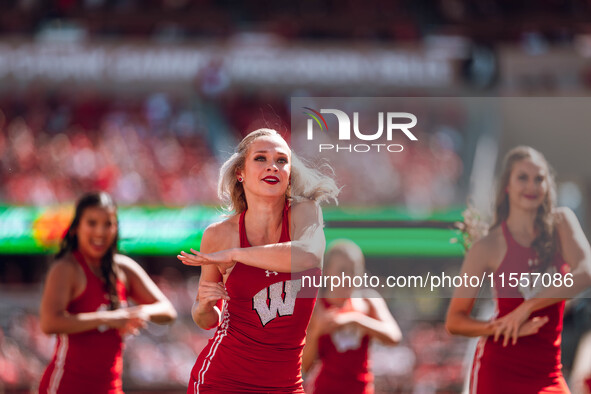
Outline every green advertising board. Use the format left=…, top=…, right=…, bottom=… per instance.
left=0, top=205, right=465, bottom=257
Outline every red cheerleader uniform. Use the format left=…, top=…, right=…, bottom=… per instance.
left=38, top=251, right=128, bottom=394
left=313, top=298, right=373, bottom=394
left=188, top=204, right=320, bottom=393
left=470, top=222, right=570, bottom=394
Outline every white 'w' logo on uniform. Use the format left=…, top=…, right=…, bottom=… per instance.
left=252, top=279, right=302, bottom=326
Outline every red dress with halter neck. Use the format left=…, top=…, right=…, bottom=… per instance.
left=188, top=204, right=320, bottom=393
left=470, top=222, right=570, bottom=393
left=313, top=298, right=373, bottom=394
left=38, top=251, right=127, bottom=394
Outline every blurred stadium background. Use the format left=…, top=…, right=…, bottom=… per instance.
left=2, top=1, right=591, bottom=393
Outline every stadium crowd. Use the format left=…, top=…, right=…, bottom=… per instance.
left=2, top=0, right=588, bottom=44
left=0, top=91, right=463, bottom=210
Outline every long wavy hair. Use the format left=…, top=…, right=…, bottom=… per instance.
left=57, top=192, right=120, bottom=310
left=218, top=128, right=340, bottom=214
left=491, top=146, right=557, bottom=272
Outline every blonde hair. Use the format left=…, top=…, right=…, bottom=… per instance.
left=324, top=239, right=365, bottom=277
left=218, top=128, right=339, bottom=214
left=491, top=146, right=557, bottom=271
